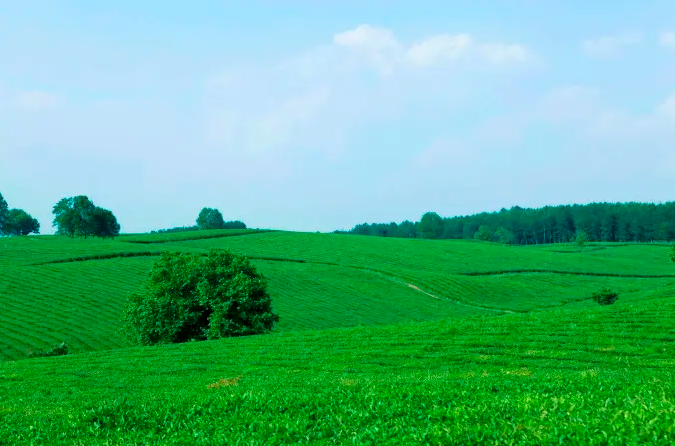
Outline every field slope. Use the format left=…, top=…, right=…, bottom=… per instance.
left=1, top=231, right=674, bottom=360
left=1, top=297, right=674, bottom=444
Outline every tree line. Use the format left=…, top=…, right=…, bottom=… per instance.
left=1, top=192, right=246, bottom=239
left=150, top=208, right=247, bottom=234
left=338, top=202, right=675, bottom=244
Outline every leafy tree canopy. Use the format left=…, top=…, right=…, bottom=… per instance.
left=52, top=195, right=120, bottom=238
left=196, top=207, right=226, bottom=230
left=0, top=193, right=9, bottom=234
left=122, top=249, right=279, bottom=346
left=420, top=212, right=443, bottom=239
left=494, top=226, right=516, bottom=245
left=4, top=209, right=40, bottom=236
left=474, top=225, right=493, bottom=242
left=343, top=201, right=675, bottom=245
left=0, top=193, right=40, bottom=236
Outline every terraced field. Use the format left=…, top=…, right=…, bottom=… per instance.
left=2, top=297, right=674, bottom=444
left=1, top=230, right=674, bottom=360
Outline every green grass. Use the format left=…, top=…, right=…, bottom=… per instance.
left=1, top=297, right=674, bottom=445
left=2, top=230, right=675, bottom=443
left=1, top=231, right=674, bottom=360
left=119, top=228, right=271, bottom=244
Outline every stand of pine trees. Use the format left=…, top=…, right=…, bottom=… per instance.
left=339, top=202, right=675, bottom=245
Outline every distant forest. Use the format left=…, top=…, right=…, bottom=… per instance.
left=337, top=202, right=675, bottom=245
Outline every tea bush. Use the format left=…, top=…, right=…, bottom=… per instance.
left=122, top=249, right=279, bottom=345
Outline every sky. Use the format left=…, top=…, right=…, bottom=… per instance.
left=1, top=1, right=674, bottom=233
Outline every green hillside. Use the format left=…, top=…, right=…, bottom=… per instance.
left=2, top=230, right=675, bottom=444
left=1, top=297, right=674, bottom=445
left=1, top=230, right=674, bottom=360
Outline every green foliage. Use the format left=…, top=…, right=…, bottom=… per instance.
left=670, top=244, right=675, bottom=263
left=591, top=287, right=619, bottom=305
left=53, top=196, right=94, bottom=237
left=474, top=225, right=493, bottom=241
left=89, top=207, right=120, bottom=239
left=3, top=231, right=675, bottom=359
left=122, top=249, right=279, bottom=345
left=419, top=212, right=443, bottom=239
left=346, top=201, right=675, bottom=245
left=123, top=228, right=263, bottom=244
left=3, top=208, right=40, bottom=235
left=494, top=226, right=515, bottom=244
left=3, top=299, right=675, bottom=445
left=53, top=196, right=120, bottom=238
left=576, top=229, right=588, bottom=255
left=0, top=194, right=39, bottom=236
left=196, top=207, right=225, bottom=230
left=27, top=341, right=70, bottom=358
left=0, top=192, right=8, bottom=234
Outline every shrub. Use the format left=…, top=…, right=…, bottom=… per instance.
left=591, top=287, right=619, bottom=306
left=122, top=249, right=279, bottom=346
left=28, top=342, right=71, bottom=358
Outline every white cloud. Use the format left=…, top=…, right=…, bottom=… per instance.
left=14, top=90, right=60, bottom=110
left=582, top=32, right=642, bottom=59
left=201, top=25, right=533, bottom=161
left=333, top=24, right=399, bottom=51
left=479, top=42, right=530, bottom=64
left=333, top=25, right=531, bottom=72
left=585, top=91, right=675, bottom=145
left=333, top=24, right=401, bottom=74
left=660, top=31, right=675, bottom=49
left=405, top=34, right=472, bottom=67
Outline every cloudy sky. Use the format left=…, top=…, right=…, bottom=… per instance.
left=1, top=1, right=674, bottom=233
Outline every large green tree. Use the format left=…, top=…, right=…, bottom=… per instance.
left=474, top=225, right=493, bottom=242
left=52, top=195, right=120, bottom=238
left=4, top=209, right=40, bottom=236
left=90, top=207, right=121, bottom=239
left=196, top=207, right=225, bottom=230
left=419, top=212, right=443, bottom=239
left=123, top=249, right=279, bottom=345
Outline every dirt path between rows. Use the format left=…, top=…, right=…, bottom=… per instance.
left=405, top=283, right=514, bottom=313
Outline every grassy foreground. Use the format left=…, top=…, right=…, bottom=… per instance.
left=1, top=297, right=674, bottom=445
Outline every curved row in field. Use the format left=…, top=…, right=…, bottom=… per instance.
left=3, top=297, right=675, bottom=444
left=119, top=228, right=272, bottom=244
left=1, top=231, right=674, bottom=360
left=1, top=256, right=489, bottom=360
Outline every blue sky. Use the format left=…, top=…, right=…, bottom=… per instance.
left=1, top=1, right=674, bottom=233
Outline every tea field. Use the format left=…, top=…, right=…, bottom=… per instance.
left=1, top=230, right=674, bottom=360
left=1, top=230, right=675, bottom=444
left=1, top=296, right=674, bottom=445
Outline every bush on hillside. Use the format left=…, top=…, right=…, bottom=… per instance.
left=122, top=249, right=279, bottom=346
left=28, top=342, right=71, bottom=358
left=591, top=287, right=619, bottom=306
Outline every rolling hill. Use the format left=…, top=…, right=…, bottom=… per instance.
left=1, top=230, right=674, bottom=360
left=2, top=229, right=675, bottom=444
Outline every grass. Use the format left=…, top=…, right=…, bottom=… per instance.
left=1, top=231, right=674, bottom=360
left=119, top=228, right=272, bottom=244
left=1, top=230, right=675, bottom=443
left=1, top=297, right=674, bottom=445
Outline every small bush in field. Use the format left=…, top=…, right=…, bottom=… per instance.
left=122, top=249, right=279, bottom=346
left=591, top=287, right=619, bottom=306
left=29, top=342, right=71, bottom=358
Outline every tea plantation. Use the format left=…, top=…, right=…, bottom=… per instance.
left=1, top=230, right=674, bottom=444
